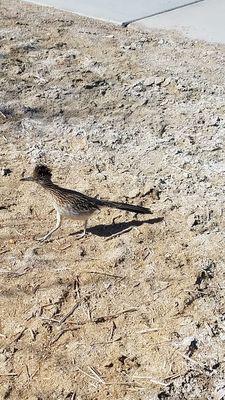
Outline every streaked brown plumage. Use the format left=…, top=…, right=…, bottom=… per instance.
left=21, top=165, right=151, bottom=241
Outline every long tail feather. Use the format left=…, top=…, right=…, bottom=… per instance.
left=96, top=199, right=152, bottom=214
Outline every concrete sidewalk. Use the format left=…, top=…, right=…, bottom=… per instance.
left=24, top=0, right=202, bottom=24
left=138, top=0, right=225, bottom=44
left=24, top=0, right=225, bottom=43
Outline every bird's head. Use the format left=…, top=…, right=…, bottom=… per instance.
left=20, top=164, right=52, bottom=185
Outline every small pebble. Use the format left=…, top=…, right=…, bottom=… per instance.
left=155, top=76, right=165, bottom=85
left=128, top=189, right=140, bottom=199
left=1, top=168, right=12, bottom=176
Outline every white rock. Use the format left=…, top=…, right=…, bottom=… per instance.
left=155, top=76, right=165, bottom=85
left=143, top=77, right=155, bottom=86
left=128, top=189, right=140, bottom=199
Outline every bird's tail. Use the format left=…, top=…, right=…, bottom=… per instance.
left=96, top=199, right=152, bottom=214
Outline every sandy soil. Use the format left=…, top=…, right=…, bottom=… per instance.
left=1, top=1, right=225, bottom=399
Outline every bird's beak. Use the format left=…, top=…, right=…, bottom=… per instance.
left=20, top=176, right=34, bottom=182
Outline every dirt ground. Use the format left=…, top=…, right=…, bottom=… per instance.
left=1, top=1, right=225, bottom=399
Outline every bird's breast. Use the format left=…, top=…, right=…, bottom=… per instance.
left=53, top=201, right=94, bottom=220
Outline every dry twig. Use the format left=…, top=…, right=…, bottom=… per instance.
left=153, top=284, right=172, bottom=295
left=94, top=307, right=137, bottom=324
left=132, top=375, right=168, bottom=387
left=0, top=110, right=6, bottom=119
left=109, top=321, right=117, bottom=340
left=176, top=350, right=205, bottom=368
left=73, top=276, right=81, bottom=299
left=88, top=366, right=105, bottom=383
left=138, top=328, right=159, bottom=334
left=77, top=367, right=101, bottom=383
left=83, top=270, right=124, bottom=279
left=59, top=301, right=81, bottom=325
left=50, top=327, right=80, bottom=345
left=10, top=327, right=27, bottom=344
left=25, top=364, right=31, bottom=381
left=105, top=226, right=134, bottom=240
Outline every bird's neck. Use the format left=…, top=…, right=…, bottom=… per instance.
left=39, top=179, right=61, bottom=193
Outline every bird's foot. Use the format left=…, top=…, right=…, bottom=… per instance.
left=71, top=231, right=90, bottom=240
left=75, top=233, right=85, bottom=239
left=36, top=234, right=51, bottom=242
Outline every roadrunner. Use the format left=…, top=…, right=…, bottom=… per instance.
left=21, top=165, right=152, bottom=241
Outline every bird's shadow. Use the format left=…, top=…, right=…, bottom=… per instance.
left=85, top=216, right=164, bottom=238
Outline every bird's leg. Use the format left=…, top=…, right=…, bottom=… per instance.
left=75, top=220, right=88, bottom=239
left=37, top=211, right=62, bottom=242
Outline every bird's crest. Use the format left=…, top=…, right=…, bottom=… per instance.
left=33, top=164, right=52, bottom=181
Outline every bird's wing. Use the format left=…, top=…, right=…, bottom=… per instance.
left=59, top=187, right=100, bottom=213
